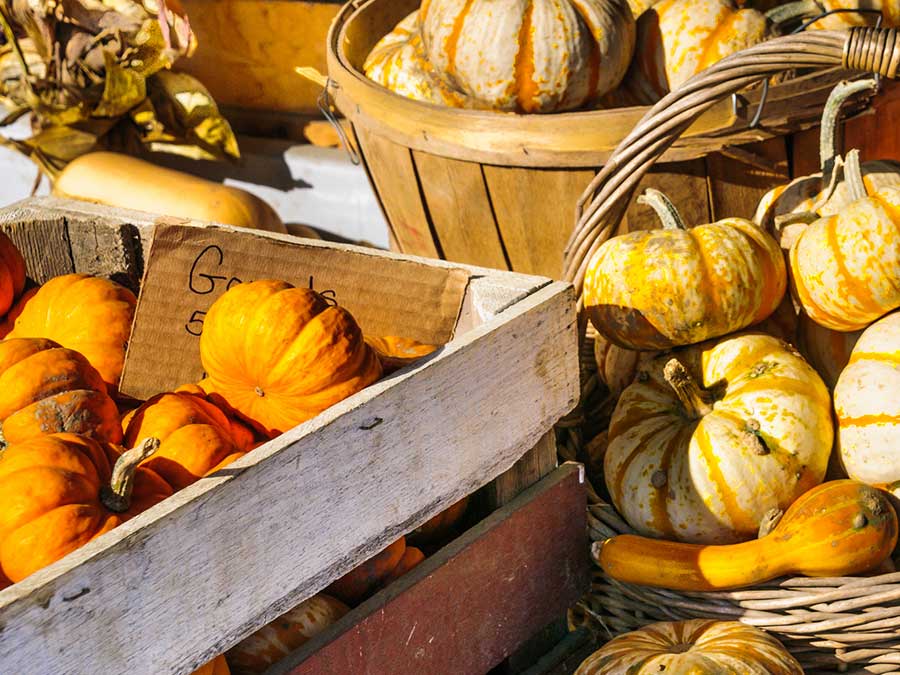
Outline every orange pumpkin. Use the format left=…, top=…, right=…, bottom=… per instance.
left=574, top=619, right=803, bottom=675
left=365, top=335, right=438, bottom=375
left=174, top=382, right=257, bottom=452
left=225, top=594, right=348, bottom=674
left=192, top=656, right=231, bottom=675
left=409, top=497, right=469, bottom=545
left=122, top=390, right=250, bottom=491
left=326, top=537, right=407, bottom=606
left=198, top=280, right=382, bottom=438
left=381, top=545, right=425, bottom=585
left=0, top=434, right=171, bottom=587
left=0, top=337, right=122, bottom=447
left=0, top=232, right=25, bottom=317
left=1, top=273, right=136, bottom=392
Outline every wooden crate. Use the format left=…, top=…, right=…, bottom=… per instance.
left=326, top=0, right=883, bottom=279
left=0, top=196, right=582, bottom=674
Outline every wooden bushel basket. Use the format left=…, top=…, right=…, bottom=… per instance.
left=326, top=0, right=878, bottom=281
left=564, top=27, right=900, bottom=675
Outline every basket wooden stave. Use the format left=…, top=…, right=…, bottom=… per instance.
left=564, top=27, right=900, bottom=674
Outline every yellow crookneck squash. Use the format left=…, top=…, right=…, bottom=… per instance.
left=418, top=0, right=637, bottom=113
left=198, top=280, right=382, bottom=438
left=584, top=188, right=786, bottom=350
left=605, top=333, right=833, bottom=544
left=834, top=311, right=900, bottom=492
left=0, top=273, right=136, bottom=393
left=574, top=619, right=803, bottom=675
left=0, top=337, right=122, bottom=447
left=598, top=480, right=898, bottom=591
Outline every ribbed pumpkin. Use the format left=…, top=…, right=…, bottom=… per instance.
left=192, top=656, right=231, bottom=675
left=122, top=390, right=250, bottom=491
left=797, top=309, right=863, bottom=389
left=326, top=537, right=407, bottom=605
left=598, top=480, right=898, bottom=590
left=382, top=545, right=426, bottom=585
left=0, top=434, right=171, bottom=587
left=418, top=0, right=636, bottom=113
left=198, top=280, right=382, bottom=438
left=0, top=232, right=25, bottom=317
left=364, top=11, right=474, bottom=108
left=619, top=0, right=770, bottom=105
left=0, top=338, right=122, bottom=447
left=574, top=620, right=803, bottom=675
left=789, top=149, right=900, bottom=331
left=409, top=496, right=469, bottom=545
left=225, top=594, right=349, bottom=675
left=174, top=382, right=257, bottom=452
left=584, top=188, right=786, bottom=350
left=835, top=311, right=900, bottom=489
left=605, top=333, right=833, bottom=544
left=366, top=334, right=438, bottom=375
left=1, top=274, right=136, bottom=392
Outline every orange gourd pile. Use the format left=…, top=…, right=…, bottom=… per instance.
left=580, top=78, right=900, bottom=594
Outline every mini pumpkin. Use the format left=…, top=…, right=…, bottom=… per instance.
left=381, top=545, right=425, bottom=585
left=225, top=594, right=348, bottom=675
left=797, top=309, right=863, bottom=389
left=0, top=337, right=122, bottom=447
left=1, top=273, right=136, bottom=392
left=122, top=390, right=250, bottom=491
left=198, top=280, right=382, bottom=438
left=789, top=149, right=900, bottom=331
left=419, top=0, right=636, bottom=112
left=409, top=496, right=469, bottom=545
left=326, top=537, right=407, bottom=606
left=0, top=434, right=171, bottom=587
left=605, top=333, right=832, bottom=543
left=0, top=232, right=25, bottom=317
left=584, top=188, right=786, bottom=350
left=192, top=656, right=231, bottom=675
left=835, top=311, right=900, bottom=490
left=574, top=619, right=803, bottom=675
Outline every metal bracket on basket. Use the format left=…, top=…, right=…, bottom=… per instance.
left=747, top=7, right=885, bottom=129
left=296, top=66, right=361, bottom=166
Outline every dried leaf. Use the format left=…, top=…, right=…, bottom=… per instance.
left=23, top=124, right=101, bottom=161
left=93, top=50, right=146, bottom=117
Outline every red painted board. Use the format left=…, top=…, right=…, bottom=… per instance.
left=268, top=463, right=589, bottom=675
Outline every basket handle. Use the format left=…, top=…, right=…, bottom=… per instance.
left=562, top=27, right=900, bottom=306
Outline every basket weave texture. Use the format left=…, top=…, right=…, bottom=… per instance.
left=560, top=27, right=900, bottom=674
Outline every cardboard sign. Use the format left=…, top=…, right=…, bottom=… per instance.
left=120, top=221, right=470, bottom=399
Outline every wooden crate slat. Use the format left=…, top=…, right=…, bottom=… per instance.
left=705, top=138, right=790, bottom=222
left=412, top=151, right=510, bottom=270
left=620, top=159, right=709, bottom=233
left=272, top=464, right=589, bottom=675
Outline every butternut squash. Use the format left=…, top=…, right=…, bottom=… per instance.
left=52, top=152, right=286, bottom=233
left=598, top=480, right=898, bottom=591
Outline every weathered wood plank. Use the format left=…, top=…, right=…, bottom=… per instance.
left=66, top=219, right=144, bottom=294
left=485, top=431, right=558, bottom=510
left=620, top=159, right=709, bottom=233
left=272, top=464, right=589, bottom=675
left=354, top=126, right=441, bottom=258
left=0, top=268, right=578, bottom=675
left=0, top=206, right=74, bottom=283
left=413, top=151, right=509, bottom=270
left=706, top=138, right=790, bottom=221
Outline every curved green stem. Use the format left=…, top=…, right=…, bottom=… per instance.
left=100, top=437, right=160, bottom=513
left=820, top=78, right=879, bottom=172
left=765, top=0, right=823, bottom=27
left=844, top=148, right=868, bottom=202
left=637, top=188, right=687, bottom=231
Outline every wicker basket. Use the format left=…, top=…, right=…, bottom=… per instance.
left=564, top=27, right=900, bottom=674
left=325, top=0, right=877, bottom=281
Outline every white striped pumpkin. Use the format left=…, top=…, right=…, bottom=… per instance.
left=364, top=11, right=474, bottom=108
left=789, top=151, right=900, bottom=331
left=605, top=333, right=833, bottom=544
left=620, top=0, right=770, bottom=105
left=418, top=0, right=636, bottom=113
left=835, top=311, right=900, bottom=490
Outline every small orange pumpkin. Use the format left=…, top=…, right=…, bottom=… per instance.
left=198, top=280, right=382, bottom=438
left=1, top=273, right=136, bottom=392
left=409, top=497, right=469, bottom=545
left=574, top=619, right=803, bottom=675
left=192, top=656, right=231, bottom=675
left=0, top=434, right=171, bottom=587
left=0, top=337, right=122, bottom=447
left=225, top=594, right=348, bottom=674
left=0, top=232, right=25, bottom=317
left=381, top=545, right=426, bottom=585
left=326, top=537, right=407, bottom=606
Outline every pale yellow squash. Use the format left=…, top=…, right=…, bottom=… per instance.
left=605, top=333, right=833, bottom=544
left=53, top=152, right=286, bottom=233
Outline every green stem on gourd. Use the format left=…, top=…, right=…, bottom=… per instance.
left=100, top=437, right=161, bottom=513
left=819, top=78, right=879, bottom=172
left=764, top=0, right=824, bottom=28
left=663, top=359, right=713, bottom=419
left=844, top=148, right=869, bottom=202
left=637, top=188, right=687, bottom=231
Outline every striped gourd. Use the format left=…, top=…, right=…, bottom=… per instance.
left=790, top=150, right=900, bottom=331
left=605, top=333, right=833, bottom=544
left=418, top=0, right=636, bottom=113
left=835, top=311, right=900, bottom=490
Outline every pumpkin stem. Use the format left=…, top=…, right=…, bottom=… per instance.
left=100, top=437, right=161, bottom=513
left=637, top=188, right=687, bottom=231
left=819, top=78, right=878, bottom=173
left=758, top=508, right=784, bottom=538
left=663, top=359, right=713, bottom=419
left=844, top=148, right=868, bottom=202
left=764, top=0, right=823, bottom=29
